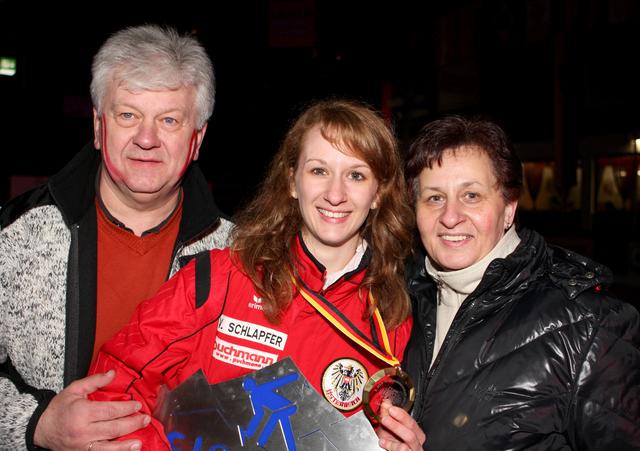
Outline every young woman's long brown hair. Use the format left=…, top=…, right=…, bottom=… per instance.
left=231, top=99, right=413, bottom=329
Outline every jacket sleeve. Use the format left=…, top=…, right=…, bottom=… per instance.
left=0, top=360, right=55, bottom=451
left=89, top=251, right=225, bottom=450
left=0, top=206, right=56, bottom=451
left=571, top=297, right=640, bottom=450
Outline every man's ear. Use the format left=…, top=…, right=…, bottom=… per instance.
left=192, top=122, right=208, bottom=161
left=92, top=108, right=102, bottom=150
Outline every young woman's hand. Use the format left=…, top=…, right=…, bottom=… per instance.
left=376, top=400, right=426, bottom=451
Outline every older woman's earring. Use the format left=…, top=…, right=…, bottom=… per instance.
left=291, top=191, right=298, bottom=199
left=371, top=201, right=378, bottom=210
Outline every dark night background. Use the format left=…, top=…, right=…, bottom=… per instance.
left=1, top=0, right=639, bottom=304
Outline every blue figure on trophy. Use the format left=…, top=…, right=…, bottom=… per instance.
left=239, top=373, right=299, bottom=450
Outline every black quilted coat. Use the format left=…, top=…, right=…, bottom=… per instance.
left=403, top=228, right=640, bottom=450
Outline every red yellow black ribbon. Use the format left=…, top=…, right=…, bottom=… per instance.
left=290, top=275, right=400, bottom=367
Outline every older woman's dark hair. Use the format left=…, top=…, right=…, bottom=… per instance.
left=405, top=116, right=523, bottom=203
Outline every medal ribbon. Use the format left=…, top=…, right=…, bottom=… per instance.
left=290, top=275, right=400, bottom=367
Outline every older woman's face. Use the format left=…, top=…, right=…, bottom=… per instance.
left=415, top=146, right=517, bottom=271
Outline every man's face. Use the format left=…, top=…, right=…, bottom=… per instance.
left=93, top=84, right=207, bottom=206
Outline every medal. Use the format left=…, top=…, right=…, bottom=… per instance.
left=290, top=275, right=415, bottom=422
left=362, top=366, right=415, bottom=422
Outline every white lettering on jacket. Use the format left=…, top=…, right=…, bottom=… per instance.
left=217, top=315, right=288, bottom=350
left=213, top=337, right=278, bottom=370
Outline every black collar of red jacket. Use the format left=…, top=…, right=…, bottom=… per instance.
left=293, top=232, right=372, bottom=294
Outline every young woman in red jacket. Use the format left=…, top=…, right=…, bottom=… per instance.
left=88, top=99, right=425, bottom=450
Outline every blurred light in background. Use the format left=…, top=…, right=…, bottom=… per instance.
left=0, top=57, right=16, bottom=76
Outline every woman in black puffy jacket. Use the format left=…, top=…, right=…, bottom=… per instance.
left=402, top=116, right=640, bottom=450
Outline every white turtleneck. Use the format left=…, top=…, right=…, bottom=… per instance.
left=425, top=226, right=521, bottom=368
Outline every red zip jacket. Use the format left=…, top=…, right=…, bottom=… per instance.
left=89, top=236, right=412, bottom=449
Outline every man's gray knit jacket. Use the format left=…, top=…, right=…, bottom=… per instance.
left=0, top=143, right=233, bottom=450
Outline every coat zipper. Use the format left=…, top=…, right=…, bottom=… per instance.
left=418, top=292, right=481, bottom=418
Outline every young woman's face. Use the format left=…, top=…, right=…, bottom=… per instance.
left=415, top=146, right=517, bottom=271
left=292, top=126, right=379, bottom=263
